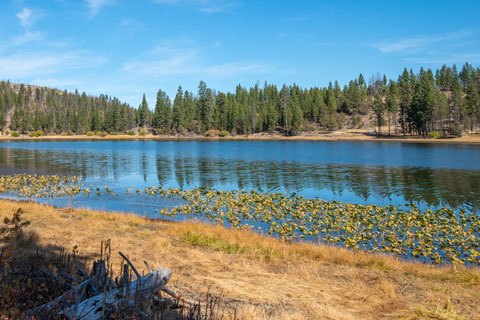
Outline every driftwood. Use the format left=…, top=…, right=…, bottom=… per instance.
left=28, top=251, right=174, bottom=320
left=63, top=267, right=172, bottom=319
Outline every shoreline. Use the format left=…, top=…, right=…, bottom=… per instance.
left=1, top=198, right=478, bottom=319
left=1, top=131, right=480, bottom=144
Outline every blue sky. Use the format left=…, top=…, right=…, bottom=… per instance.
left=1, top=0, right=479, bottom=108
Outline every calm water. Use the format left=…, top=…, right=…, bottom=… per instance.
left=0, top=139, right=479, bottom=215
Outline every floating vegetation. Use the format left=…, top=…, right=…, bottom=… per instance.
left=0, top=174, right=479, bottom=266
left=0, top=174, right=83, bottom=199
left=148, top=187, right=480, bottom=266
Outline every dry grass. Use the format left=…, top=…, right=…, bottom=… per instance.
left=1, top=199, right=479, bottom=319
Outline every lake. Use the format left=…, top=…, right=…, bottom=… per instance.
left=0, top=139, right=479, bottom=215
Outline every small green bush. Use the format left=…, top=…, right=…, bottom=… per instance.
left=429, top=131, right=442, bottom=139
left=11, top=132, right=20, bottom=137
left=28, top=130, right=44, bottom=137
left=109, top=132, right=118, bottom=136
left=219, top=130, right=229, bottom=137
left=138, top=130, right=146, bottom=136
left=127, top=131, right=135, bottom=136
left=96, top=131, right=108, bottom=137
left=86, top=131, right=95, bottom=136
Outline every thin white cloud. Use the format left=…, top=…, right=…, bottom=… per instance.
left=0, top=51, right=106, bottom=79
left=370, top=30, right=475, bottom=54
left=152, top=0, right=184, bottom=3
left=86, top=0, right=115, bottom=17
left=405, top=53, right=480, bottom=64
left=17, top=8, right=33, bottom=29
left=376, top=37, right=427, bottom=53
left=30, top=78, right=82, bottom=88
left=152, top=0, right=237, bottom=13
left=9, top=31, right=43, bottom=47
left=121, top=39, right=272, bottom=77
left=0, top=9, right=44, bottom=51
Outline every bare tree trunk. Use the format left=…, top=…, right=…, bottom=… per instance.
left=377, top=114, right=382, bottom=135
left=388, top=111, right=391, bottom=135
left=394, top=113, right=397, bottom=135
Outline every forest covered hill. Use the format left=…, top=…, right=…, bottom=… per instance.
left=1, top=62, right=479, bottom=136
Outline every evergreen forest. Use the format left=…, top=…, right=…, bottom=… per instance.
left=1, top=62, right=479, bottom=136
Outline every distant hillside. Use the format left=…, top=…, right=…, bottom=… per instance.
left=0, top=81, right=136, bottom=134
left=1, top=62, right=479, bottom=137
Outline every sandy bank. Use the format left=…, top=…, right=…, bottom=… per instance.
left=1, top=130, right=480, bottom=144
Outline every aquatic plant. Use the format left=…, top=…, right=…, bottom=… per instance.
left=141, top=187, right=480, bottom=265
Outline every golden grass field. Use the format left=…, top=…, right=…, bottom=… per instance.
left=1, top=199, right=479, bottom=319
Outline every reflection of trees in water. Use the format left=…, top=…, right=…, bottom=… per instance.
left=157, top=157, right=480, bottom=211
left=0, top=147, right=479, bottom=211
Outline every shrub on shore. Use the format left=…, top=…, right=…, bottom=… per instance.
left=429, top=131, right=442, bottom=139
left=28, top=130, right=44, bottom=137
left=11, top=131, right=20, bottom=137
left=204, top=129, right=220, bottom=137
left=86, top=131, right=95, bottom=136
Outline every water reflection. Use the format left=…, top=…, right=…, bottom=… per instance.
left=0, top=140, right=479, bottom=212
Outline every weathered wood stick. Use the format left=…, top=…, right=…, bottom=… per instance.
left=161, top=287, right=198, bottom=306
left=119, top=251, right=140, bottom=278
left=144, top=260, right=153, bottom=273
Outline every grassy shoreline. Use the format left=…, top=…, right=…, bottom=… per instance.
left=1, top=199, right=479, bottom=319
left=0, top=130, right=480, bottom=144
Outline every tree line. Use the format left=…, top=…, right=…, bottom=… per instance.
left=0, top=81, right=136, bottom=134
left=145, top=62, right=480, bottom=136
left=1, top=62, right=479, bottom=136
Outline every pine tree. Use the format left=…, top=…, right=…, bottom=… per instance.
left=386, top=80, right=398, bottom=135
left=451, top=69, right=463, bottom=130
left=172, top=86, right=185, bottom=132
left=373, top=90, right=385, bottom=134
left=288, top=91, right=303, bottom=135
left=398, top=68, right=413, bottom=134
left=280, top=85, right=290, bottom=134
left=138, top=94, right=150, bottom=128
left=410, top=70, right=435, bottom=135
left=465, top=69, right=480, bottom=132
left=153, top=89, right=172, bottom=133
left=198, top=81, right=214, bottom=132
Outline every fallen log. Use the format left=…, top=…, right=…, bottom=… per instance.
left=63, top=267, right=172, bottom=320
